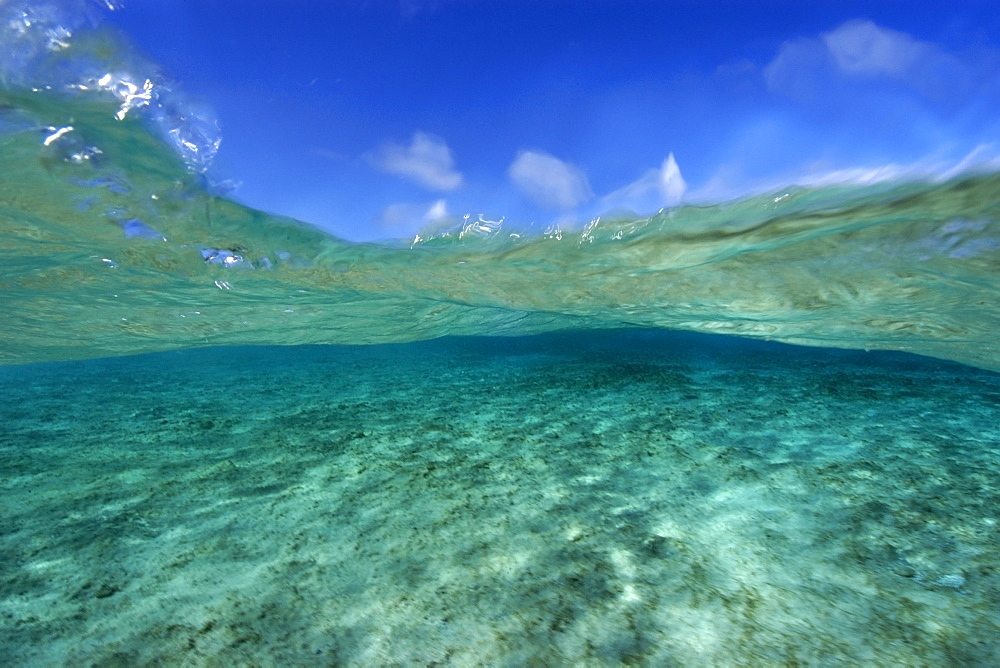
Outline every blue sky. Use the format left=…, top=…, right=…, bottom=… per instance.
left=102, top=1, right=1000, bottom=241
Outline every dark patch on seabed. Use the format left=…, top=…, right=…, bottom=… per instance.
left=1, top=329, right=999, bottom=665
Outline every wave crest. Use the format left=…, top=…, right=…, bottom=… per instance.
left=0, top=0, right=220, bottom=172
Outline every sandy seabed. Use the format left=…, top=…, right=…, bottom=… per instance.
left=1, top=330, right=999, bottom=666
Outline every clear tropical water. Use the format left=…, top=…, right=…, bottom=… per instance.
left=3, top=335, right=1000, bottom=664
left=3, top=84, right=1000, bottom=369
left=2, top=3, right=1000, bottom=665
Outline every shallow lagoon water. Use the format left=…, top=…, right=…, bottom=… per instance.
left=2, top=330, right=999, bottom=665
left=3, top=6, right=1000, bottom=663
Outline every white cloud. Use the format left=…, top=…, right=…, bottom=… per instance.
left=822, top=20, right=926, bottom=77
left=764, top=19, right=968, bottom=98
left=371, top=131, right=463, bottom=191
left=602, top=153, right=687, bottom=211
left=376, top=202, right=419, bottom=228
left=424, top=198, right=448, bottom=221
left=376, top=198, right=451, bottom=229
left=508, top=150, right=592, bottom=209
left=762, top=37, right=830, bottom=96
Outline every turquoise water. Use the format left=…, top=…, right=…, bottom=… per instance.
left=3, top=3, right=1000, bottom=665
left=2, top=332, right=999, bottom=664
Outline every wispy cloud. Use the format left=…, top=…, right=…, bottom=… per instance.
left=370, top=131, right=463, bottom=191
left=682, top=17, right=1000, bottom=205
left=764, top=19, right=972, bottom=100
left=508, top=150, right=592, bottom=209
left=602, top=154, right=687, bottom=212
left=822, top=20, right=929, bottom=77
left=376, top=198, right=452, bottom=231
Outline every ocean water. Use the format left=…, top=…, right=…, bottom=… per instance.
left=3, top=4, right=1000, bottom=666
left=2, top=334, right=1000, bottom=665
